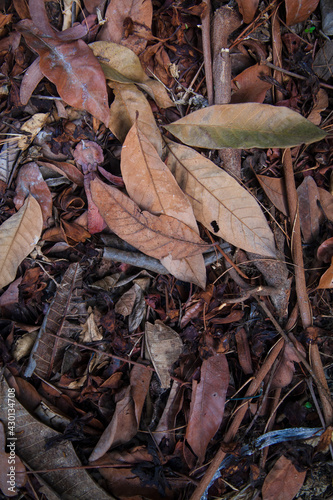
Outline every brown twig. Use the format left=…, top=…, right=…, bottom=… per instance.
left=201, top=0, right=213, bottom=105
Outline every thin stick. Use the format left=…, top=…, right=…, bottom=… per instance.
left=201, top=0, right=213, bottom=105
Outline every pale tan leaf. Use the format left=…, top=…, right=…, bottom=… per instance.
left=145, top=320, right=183, bottom=388
left=121, top=123, right=206, bottom=287
left=90, top=41, right=173, bottom=108
left=115, top=284, right=138, bottom=316
left=307, top=89, right=329, bottom=125
left=166, top=140, right=276, bottom=257
left=0, top=195, right=43, bottom=289
left=109, top=82, right=162, bottom=155
left=262, top=455, right=306, bottom=500
left=164, top=103, right=326, bottom=149
left=90, top=177, right=209, bottom=260
left=17, top=113, right=49, bottom=150
left=256, top=174, right=289, bottom=216
left=98, top=0, right=153, bottom=55
left=318, top=187, right=333, bottom=221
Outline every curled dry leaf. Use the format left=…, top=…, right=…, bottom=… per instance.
left=109, top=83, right=162, bottom=155
left=285, top=0, right=320, bottom=26
left=17, top=20, right=110, bottom=126
left=318, top=187, right=333, bottom=221
left=90, top=177, right=209, bottom=260
left=164, top=103, right=326, bottom=149
left=98, top=0, right=153, bottom=55
left=235, top=0, right=259, bottom=24
left=121, top=124, right=206, bottom=287
left=0, top=195, right=43, bottom=289
left=317, top=237, right=333, bottom=263
left=38, top=160, right=84, bottom=186
left=90, top=41, right=173, bottom=108
left=262, top=455, right=306, bottom=500
left=19, top=57, right=44, bottom=105
left=14, top=162, right=53, bottom=228
left=271, top=341, right=305, bottom=389
left=145, top=320, right=183, bottom=388
left=17, top=113, right=49, bottom=151
left=166, top=140, right=276, bottom=257
left=184, top=352, right=229, bottom=468
left=307, top=89, right=329, bottom=125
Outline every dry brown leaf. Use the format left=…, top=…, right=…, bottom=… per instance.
left=262, top=455, right=306, bottom=500
left=235, top=0, right=259, bottom=24
left=89, top=364, right=151, bottom=461
left=318, top=257, right=333, bottom=289
left=17, top=21, right=110, bottom=126
left=121, top=124, right=206, bottom=287
left=318, top=187, right=333, bottom=221
left=184, top=352, right=229, bottom=468
left=231, top=63, right=271, bottom=104
left=98, top=0, right=153, bottom=55
left=90, top=177, right=209, bottom=260
left=317, top=237, right=333, bottom=263
left=271, top=341, right=305, bottom=389
left=17, top=113, right=49, bottom=150
left=256, top=174, right=289, bottom=216
left=109, top=82, right=162, bottom=155
left=166, top=140, right=276, bottom=257
left=0, top=195, right=43, bottom=289
left=145, top=320, right=183, bottom=388
left=285, top=0, right=320, bottom=26
left=297, top=176, right=322, bottom=243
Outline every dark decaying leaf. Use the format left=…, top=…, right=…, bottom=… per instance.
left=0, top=376, right=114, bottom=499
left=184, top=352, right=229, bottom=468
left=90, top=177, right=210, bottom=260
left=24, top=263, right=84, bottom=378
left=16, top=20, right=110, bottom=126
left=164, top=103, right=326, bottom=149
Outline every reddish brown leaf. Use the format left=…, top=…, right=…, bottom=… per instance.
left=17, top=20, right=110, bottom=126
left=235, top=0, right=259, bottom=23
left=14, top=162, right=53, bottom=228
left=90, top=177, right=209, bottom=260
left=271, top=341, right=305, bottom=389
left=184, top=352, right=229, bottom=468
left=285, top=0, right=320, bottom=26
left=19, top=57, right=44, bottom=105
left=262, top=455, right=306, bottom=500
left=73, top=140, right=104, bottom=174
left=231, top=64, right=271, bottom=104
left=98, top=0, right=153, bottom=55
left=318, top=187, right=333, bottom=221
left=235, top=328, right=253, bottom=375
left=38, top=160, right=84, bottom=186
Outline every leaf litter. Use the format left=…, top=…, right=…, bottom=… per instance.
left=0, top=0, right=332, bottom=499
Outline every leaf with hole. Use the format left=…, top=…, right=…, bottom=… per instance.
left=166, top=140, right=276, bottom=257
left=164, top=103, right=326, bottom=149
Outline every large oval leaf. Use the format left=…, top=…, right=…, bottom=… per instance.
left=164, top=103, right=326, bottom=149
left=121, top=123, right=206, bottom=288
left=90, top=178, right=209, bottom=260
left=0, top=195, right=43, bottom=289
left=166, top=140, right=276, bottom=257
